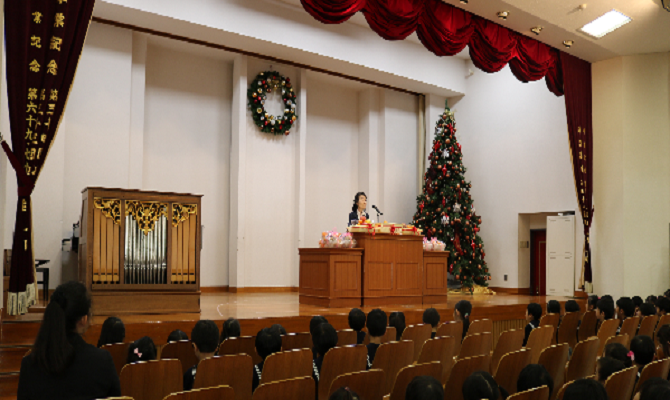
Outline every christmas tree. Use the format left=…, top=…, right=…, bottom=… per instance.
left=413, top=103, right=490, bottom=291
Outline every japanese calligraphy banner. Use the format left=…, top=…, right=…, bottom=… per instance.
left=562, top=53, right=594, bottom=288
left=1, top=0, right=95, bottom=315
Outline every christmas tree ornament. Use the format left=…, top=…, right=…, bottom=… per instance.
left=454, top=203, right=461, bottom=213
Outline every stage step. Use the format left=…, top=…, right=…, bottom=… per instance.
left=0, top=373, right=19, bottom=400
left=0, top=346, right=31, bottom=374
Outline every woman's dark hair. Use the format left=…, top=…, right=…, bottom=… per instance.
left=604, top=343, right=633, bottom=368
left=255, top=327, right=282, bottom=359
left=220, top=318, right=241, bottom=344
left=547, top=300, right=561, bottom=314
left=565, top=300, right=581, bottom=313
left=630, top=335, right=656, bottom=366
left=527, top=303, right=542, bottom=321
left=563, top=379, right=608, bottom=400
left=348, top=308, right=366, bottom=332
left=656, top=324, right=670, bottom=358
left=32, top=281, right=91, bottom=374
left=456, top=300, right=472, bottom=340
left=97, top=316, right=125, bottom=348
left=406, top=375, right=444, bottom=400
left=463, top=371, right=500, bottom=400
left=632, top=296, right=643, bottom=309
left=310, top=315, right=329, bottom=348
left=167, top=329, right=188, bottom=343
left=638, top=377, right=670, bottom=400
left=517, top=364, right=554, bottom=397
left=366, top=309, right=387, bottom=338
left=588, top=295, right=599, bottom=309
left=423, top=308, right=441, bottom=328
left=127, top=336, right=157, bottom=364
left=351, top=192, right=367, bottom=213
left=640, top=303, right=657, bottom=317
left=389, top=312, right=406, bottom=341
left=329, top=387, right=360, bottom=400
left=597, top=357, right=625, bottom=383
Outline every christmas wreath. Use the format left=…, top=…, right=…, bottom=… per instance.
left=248, top=71, right=297, bottom=136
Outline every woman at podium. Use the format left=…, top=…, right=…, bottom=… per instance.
left=349, top=192, right=369, bottom=226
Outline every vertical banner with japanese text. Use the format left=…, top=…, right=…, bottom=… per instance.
left=2, top=0, right=95, bottom=315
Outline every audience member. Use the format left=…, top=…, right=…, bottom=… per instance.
left=638, top=303, right=657, bottom=318
left=596, top=298, right=615, bottom=324
left=630, top=335, right=656, bottom=375
left=634, top=377, right=670, bottom=400
left=523, top=303, right=542, bottom=347
left=596, top=357, right=626, bottom=385
left=406, top=376, right=444, bottom=400
left=183, top=320, right=219, bottom=391
left=517, top=364, right=554, bottom=398
left=271, top=324, right=287, bottom=335
left=547, top=300, right=561, bottom=315
left=220, top=318, right=241, bottom=345
left=252, top=327, right=282, bottom=392
left=312, top=323, right=338, bottom=390
left=601, top=295, right=614, bottom=302
left=423, top=308, right=441, bottom=338
left=366, top=309, right=387, bottom=368
left=565, top=300, right=581, bottom=313
left=310, top=315, right=329, bottom=359
left=18, top=281, right=120, bottom=400
left=462, top=371, right=501, bottom=400
left=348, top=308, right=366, bottom=344
left=329, top=387, right=360, bottom=400
left=632, top=296, right=643, bottom=313
left=127, top=336, right=157, bottom=364
left=604, top=342, right=633, bottom=368
left=616, top=297, right=635, bottom=321
left=97, top=316, right=125, bottom=348
left=655, top=297, right=670, bottom=316
left=588, top=295, right=599, bottom=312
left=168, top=329, right=188, bottom=343
left=454, top=300, right=472, bottom=341
left=563, top=379, right=608, bottom=400
left=655, top=324, right=670, bottom=359
left=646, top=295, right=657, bottom=305
left=389, top=311, right=406, bottom=341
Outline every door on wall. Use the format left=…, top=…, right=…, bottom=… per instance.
left=530, top=230, right=547, bottom=296
left=546, top=216, right=575, bottom=296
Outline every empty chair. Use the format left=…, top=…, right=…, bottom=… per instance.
left=328, top=369, right=385, bottom=400
left=604, top=334, right=628, bottom=353
left=417, top=336, right=455, bottom=386
left=633, top=358, right=670, bottom=394
left=557, top=312, right=581, bottom=350
left=507, top=386, right=550, bottom=400
left=445, top=354, right=491, bottom=400
left=565, top=337, right=599, bottom=383
left=389, top=362, right=442, bottom=400
left=526, top=326, right=554, bottom=364
left=578, top=311, right=597, bottom=342
left=437, top=321, right=463, bottom=357
left=494, top=349, right=532, bottom=395
left=538, top=344, right=569, bottom=400
left=317, top=345, right=367, bottom=400
left=192, top=354, right=253, bottom=400
left=637, top=315, right=659, bottom=339
left=102, top=342, right=130, bottom=377
left=120, top=359, right=182, bottom=400
left=654, top=315, right=670, bottom=340
left=164, top=385, right=235, bottom=400
left=281, top=333, right=313, bottom=351
left=401, top=324, right=432, bottom=361
left=161, top=340, right=199, bottom=374
left=253, top=377, right=315, bottom=400
left=370, top=340, right=414, bottom=395
left=596, top=319, right=620, bottom=357
left=618, top=317, right=639, bottom=347
left=381, top=327, right=397, bottom=343
left=603, top=367, right=636, bottom=400
left=459, top=332, right=492, bottom=359
left=468, top=319, right=493, bottom=335
left=540, top=314, right=560, bottom=344
left=491, top=329, right=524, bottom=376
left=260, top=349, right=312, bottom=386
left=337, top=330, right=358, bottom=346
left=219, top=336, right=263, bottom=364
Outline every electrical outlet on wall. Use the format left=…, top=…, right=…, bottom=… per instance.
left=504, top=275, right=508, bottom=281
left=519, top=241, right=529, bottom=248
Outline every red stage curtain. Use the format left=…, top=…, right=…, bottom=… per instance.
left=2, top=0, right=95, bottom=315
left=509, top=36, right=557, bottom=82
left=468, top=17, right=517, bottom=73
left=300, top=0, right=365, bottom=24
left=362, top=0, right=424, bottom=40
left=417, top=0, right=473, bottom=56
left=545, top=52, right=565, bottom=96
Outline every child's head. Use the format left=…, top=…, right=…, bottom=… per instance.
left=406, top=375, right=444, bottom=400
left=596, top=298, right=615, bottom=321
left=563, top=379, right=608, bottom=400
left=127, top=336, right=157, bottom=364
left=632, top=296, right=643, bottom=310
left=97, top=317, right=125, bottom=348
left=348, top=308, right=366, bottom=332
left=389, top=312, right=406, bottom=341
left=191, top=320, right=219, bottom=359
left=220, top=318, right=241, bottom=344
left=616, top=297, right=635, bottom=320
left=310, top=315, right=329, bottom=347
left=526, top=303, right=542, bottom=322
left=462, top=371, right=499, bottom=400
left=422, top=308, right=441, bottom=328
left=167, top=329, right=188, bottom=343
left=588, top=295, right=599, bottom=311
left=639, top=303, right=657, bottom=317
left=454, top=300, right=472, bottom=321
left=271, top=324, right=287, bottom=336
left=656, top=297, right=670, bottom=316
left=366, top=309, right=387, bottom=338
left=630, top=335, right=656, bottom=367
left=604, top=342, right=633, bottom=368
left=314, top=323, right=338, bottom=357
left=646, top=295, right=658, bottom=305
left=255, top=327, right=282, bottom=361
left=517, top=364, right=554, bottom=397
left=634, top=377, right=670, bottom=400
left=656, top=324, right=670, bottom=359
left=565, top=300, right=581, bottom=313
left=329, top=387, right=360, bottom=400
left=596, top=357, right=625, bottom=384
left=547, top=300, right=561, bottom=315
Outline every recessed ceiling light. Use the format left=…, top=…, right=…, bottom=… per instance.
left=580, top=9, right=631, bottom=38
left=531, top=26, right=543, bottom=35
left=563, top=40, right=574, bottom=48
left=497, top=11, right=509, bottom=20
left=662, top=0, right=670, bottom=12
left=460, top=0, right=469, bottom=4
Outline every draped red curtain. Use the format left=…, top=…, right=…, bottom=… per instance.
left=2, top=0, right=95, bottom=315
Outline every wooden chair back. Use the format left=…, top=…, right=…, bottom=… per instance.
left=507, top=386, right=550, bottom=400
left=526, top=326, right=554, bottom=364
left=597, top=319, right=620, bottom=356
left=619, top=317, right=640, bottom=347
left=371, top=340, right=414, bottom=395
left=638, top=315, right=659, bottom=338
left=328, top=369, right=385, bottom=400
left=633, top=358, right=670, bottom=394
left=164, top=385, right=235, bottom=400
left=459, top=332, right=492, bottom=359
left=557, top=312, right=581, bottom=349
left=468, top=319, right=493, bottom=335
left=260, top=348, right=312, bottom=386
left=554, top=380, right=573, bottom=400
left=491, top=329, right=524, bottom=376
left=493, top=349, right=533, bottom=395
left=401, top=324, right=432, bottom=361
left=337, top=330, right=358, bottom=346
left=281, top=333, right=312, bottom=351
left=604, top=334, right=628, bottom=354
left=318, top=345, right=367, bottom=400
left=578, top=311, right=597, bottom=342
left=160, top=340, right=199, bottom=374
left=253, top=377, right=315, bottom=400
left=444, top=354, right=491, bottom=400
left=192, top=354, right=253, bottom=400
left=120, top=359, right=182, bottom=400
left=565, top=337, right=599, bottom=382
left=389, top=362, right=442, bottom=400
left=382, top=327, right=397, bottom=343
left=654, top=315, right=670, bottom=340
left=219, top=336, right=263, bottom=364
left=540, top=314, right=560, bottom=344
left=603, top=366, right=637, bottom=400
left=437, top=321, right=463, bottom=357
left=538, top=344, right=569, bottom=400
left=101, top=342, right=130, bottom=377
left=417, top=336, right=455, bottom=386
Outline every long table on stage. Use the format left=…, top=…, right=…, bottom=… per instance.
left=298, top=233, right=449, bottom=307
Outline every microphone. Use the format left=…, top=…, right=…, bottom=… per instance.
left=372, top=205, right=384, bottom=216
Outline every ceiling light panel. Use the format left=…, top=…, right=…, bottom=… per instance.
left=580, top=10, right=632, bottom=39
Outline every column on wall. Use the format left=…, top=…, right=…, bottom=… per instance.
left=294, top=68, right=308, bottom=287
left=128, top=32, right=147, bottom=189
left=358, top=88, right=383, bottom=216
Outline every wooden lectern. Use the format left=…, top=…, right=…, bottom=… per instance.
left=79, top=187, right=202, bottom=315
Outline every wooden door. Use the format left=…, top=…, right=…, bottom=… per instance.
left=530, top=230, right=546, bottom=296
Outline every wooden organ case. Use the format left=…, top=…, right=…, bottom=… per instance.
left=79, top=187, right=202, bottom=315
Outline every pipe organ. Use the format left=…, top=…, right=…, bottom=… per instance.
left=79, top=187, right=202, bottom=314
